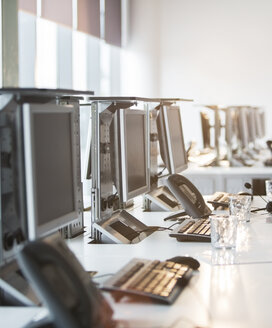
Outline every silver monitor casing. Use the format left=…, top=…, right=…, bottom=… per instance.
left=23, top=103, right=79, bottom=240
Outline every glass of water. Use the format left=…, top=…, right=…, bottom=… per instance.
left=229, top=195, right=252, bottom=222
left=211, top=215, right=238, bottom=249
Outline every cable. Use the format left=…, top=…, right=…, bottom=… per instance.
left=127, top=223, right=180, bottom=243
left=92, top=273, right=114, bottom=280
left=244, top=182, right=272, bottom=214
left=136, top=223, right=180, bottom=234
left=167, top=222, right=181, bottom=230
left=84, top=206, right=91, bottom=212
left=157, top=167, right=166, bottom=177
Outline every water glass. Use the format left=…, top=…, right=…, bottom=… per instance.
left=229, top=195, right=251, bottom=222
left=211, top=215, right=238, bottom=249
left=265, top=180, right=272, bottom=201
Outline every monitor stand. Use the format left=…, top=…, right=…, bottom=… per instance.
left=93, top=210, right=154, bottom=244
left=145, top=186, right=184, bottom=212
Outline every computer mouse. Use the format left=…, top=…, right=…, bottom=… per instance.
left=167, top=256, right=200, bottom=270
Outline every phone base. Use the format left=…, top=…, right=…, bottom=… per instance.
left=93, top=210, right=154, bottom=244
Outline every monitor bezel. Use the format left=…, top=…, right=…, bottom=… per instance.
left=23, top=103, right=79, bottom=240
left=157, top=105, right=188, bottom=174
left=119, top=108, right=150, bottom=202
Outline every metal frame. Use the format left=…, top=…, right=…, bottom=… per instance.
left=91, top=101, right=114, bottom=240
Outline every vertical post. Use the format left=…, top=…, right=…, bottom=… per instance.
left=144, top=102, right=153, bottom=210
left=214, top=107, right=221, bottom=166
left=91, top=102, right=100, bottom=240
left=1, top=0, right=18, bottom=87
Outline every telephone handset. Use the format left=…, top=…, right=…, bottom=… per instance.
left=167, top=174, right=211, bottom=218
left=17, top=234, right=115, bottom=328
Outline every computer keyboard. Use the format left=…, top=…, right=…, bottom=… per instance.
left=169, top=218, right=211, bottom=242
left=101, top=258, right=193, bottom=304
left=208, top=191, right=231, bottom=209
left=209, top=191, right=229, bottom=202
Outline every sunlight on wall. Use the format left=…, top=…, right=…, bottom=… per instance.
left=36, top=18, right=57, bottom=88
left=100, top=41, right=111, bottom=95
left=72, top=31, right=87, bottom=91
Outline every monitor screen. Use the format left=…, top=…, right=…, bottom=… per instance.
left=126, top=113, right=147, bottom=193
left=157, top=105, right=188, bottom=174
left=117, top=109, right=149, bottom=202
left=24, top=103, right=78, bottom=240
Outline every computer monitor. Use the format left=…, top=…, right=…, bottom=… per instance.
left=200, top=111, right=211, bottom=148
left=114, top=108, right=149, bottom=202
left=237, top=107, right=249, bottom=149
left=157, top=105, right=188, bottom=174
left=260, top=111, right=266, bottom=138
left=255, top=109, right=265, bottom=138
left=225, top=108, right=237, bottom=145
left=23, top=103, right=79, bottom=240
left=246, top=108, right=257, bottom=144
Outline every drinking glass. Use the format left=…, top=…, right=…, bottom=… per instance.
left=229, top=195, right=252, bottom=222
left=211, top=215, right=238, bottom=249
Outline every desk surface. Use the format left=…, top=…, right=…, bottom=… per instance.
left=185, top=164, right=272, bottom=175
left=2, top=198, right=272, bottom=328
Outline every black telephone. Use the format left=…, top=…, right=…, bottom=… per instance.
left=17, top=234, right=116, bottom=328
left=167, top=174, right=211, bottom=218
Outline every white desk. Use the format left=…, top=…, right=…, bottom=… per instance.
left=2, top=198, right=272, bottom=328
left=183, top=165, right=272, bottom=194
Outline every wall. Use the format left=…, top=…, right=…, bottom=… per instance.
left=159, top=0, right=272, bottom=144
left=125, top=0, right=272, bottom=147
left=121, top=0, right=160, bottom=97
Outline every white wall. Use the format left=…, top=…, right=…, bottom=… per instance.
left=159, top=0, right=272, bottom=143
left=121, top=0, right=160, bottom=97
left=126, top=0, right=272, bottom=146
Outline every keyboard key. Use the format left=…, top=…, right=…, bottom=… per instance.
left=178, top=221, right=195, bottom=233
